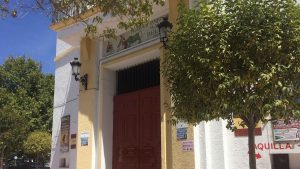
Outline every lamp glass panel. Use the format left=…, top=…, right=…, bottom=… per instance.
left=75, top=65, right=80, bottom=75
left=72, top=64, right=80, bottom=76
left=72, top=65, right=76, bottom=75
left=160, top=27, right=167, bottom=41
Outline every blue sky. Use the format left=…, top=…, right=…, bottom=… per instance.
left=0, top=12, right=56, bottom=74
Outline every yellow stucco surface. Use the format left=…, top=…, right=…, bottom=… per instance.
left=171, top=125, right=195, bottom=169
left=76, top=38, right=99, bottom=169
left=77, top=90, right=95, bottom=169
left=160, top=46, right=173, bottom=169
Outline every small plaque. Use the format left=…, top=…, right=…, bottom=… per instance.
left=176, top=121, right=189, bottom=129
left=70, top=134, right=76, bottom=149
left=80, top=132, right=89, bottom=146
left=182, top=141, right=194, bottom=152
left=177, top=128, right=187, bottom=140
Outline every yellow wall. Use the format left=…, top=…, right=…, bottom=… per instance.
left=168, top=1, right=195, bottom=169
left=234, top=118, right=262, bottom=129
left=160, top=46, right=173, bottom=169
left=77, top=90, right=95, bottom=169
left=76, top=38, right=99, bottom=169
left=171, top=125, right=195, bottom=169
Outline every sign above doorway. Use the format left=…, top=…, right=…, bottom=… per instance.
left=103, top=17, right=164, bottom=57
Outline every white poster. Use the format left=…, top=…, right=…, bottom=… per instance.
left=273, top=120, right=300, bottom=141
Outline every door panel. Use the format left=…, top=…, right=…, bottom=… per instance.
left=113, top=86, right=161, bottom=169
left=273, top=154, right=290, bottom=169
left=139, top=87, right=161, bottom=169
left=114, top=92, right=139, bottom=169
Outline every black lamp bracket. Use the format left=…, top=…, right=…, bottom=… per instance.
left=74, top=74, right=88, bottom=90
left=157, top=16, right=173, bottom=48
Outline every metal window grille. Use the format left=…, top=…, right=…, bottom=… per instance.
left=116, top=59, right=160, bottom=95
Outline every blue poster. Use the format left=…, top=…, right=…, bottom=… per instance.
left=80, top=132, right=89, bottom=146
left=177, top=128, right=187, bottom=140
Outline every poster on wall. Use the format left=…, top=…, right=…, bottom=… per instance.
left=273, top=119, right=300, bottom=141
left=80, top=132, right=89, bottom=146
left=70, top=134, right=77, bottom=149
left=60, top=115, right=70, bottom=153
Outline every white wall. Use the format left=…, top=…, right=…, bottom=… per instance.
left=51, top=44, right=80, bottom=169
left=206, top=121, right=225, bottom=169
left=194, top=120, right=300, bottom=169
left=99, top=68, right=115, bottom=169
left=289, top=154, right=300, bottom=169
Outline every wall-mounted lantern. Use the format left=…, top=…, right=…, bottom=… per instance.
left=70, top=57, right=88, bottom=90
left=157, top=16, right=173, bottom=47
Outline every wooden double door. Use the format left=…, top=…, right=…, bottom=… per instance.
left=113, top=86, right=161, bottom=169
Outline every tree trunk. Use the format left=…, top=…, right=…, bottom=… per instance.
left=0, top=157, right=3, bottom=169
left=0, top=148, right=4, bottom=169
left=36, top=154, right=39, bottom=169
left=248, top=118, right=257, bottom=169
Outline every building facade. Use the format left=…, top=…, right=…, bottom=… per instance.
left=50, top=1, right=300, bottom=169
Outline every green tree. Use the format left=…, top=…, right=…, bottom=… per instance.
left=0, top=57, right=54, bottom=168
left=0, top=56, right=54, bottom=132
left=0, top=88, right=27, bottom=169
left=163, top=1, right=300, bottom=169
left=1, top=0, right=165, bottom=36
left=23, top=131, right=51, bottom=167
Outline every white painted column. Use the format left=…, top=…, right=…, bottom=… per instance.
left=194, top=122, right=207, bottom=169
left=205, top=120, right=225, bottom=169
left=100, top=68, right=115, bottom=169
left=92, top=39, right=101, bottom=169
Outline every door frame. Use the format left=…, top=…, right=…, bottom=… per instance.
left=99, top=45, right=172, bottom=169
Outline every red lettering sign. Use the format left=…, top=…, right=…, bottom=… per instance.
left=254, top=142, right=293, bottom=151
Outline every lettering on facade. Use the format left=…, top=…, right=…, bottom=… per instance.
left=247, top=142, right=296, bottom=159
left=255, top=142, right=293, bottom=151
left=103, top=17, right=163, bottom=57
